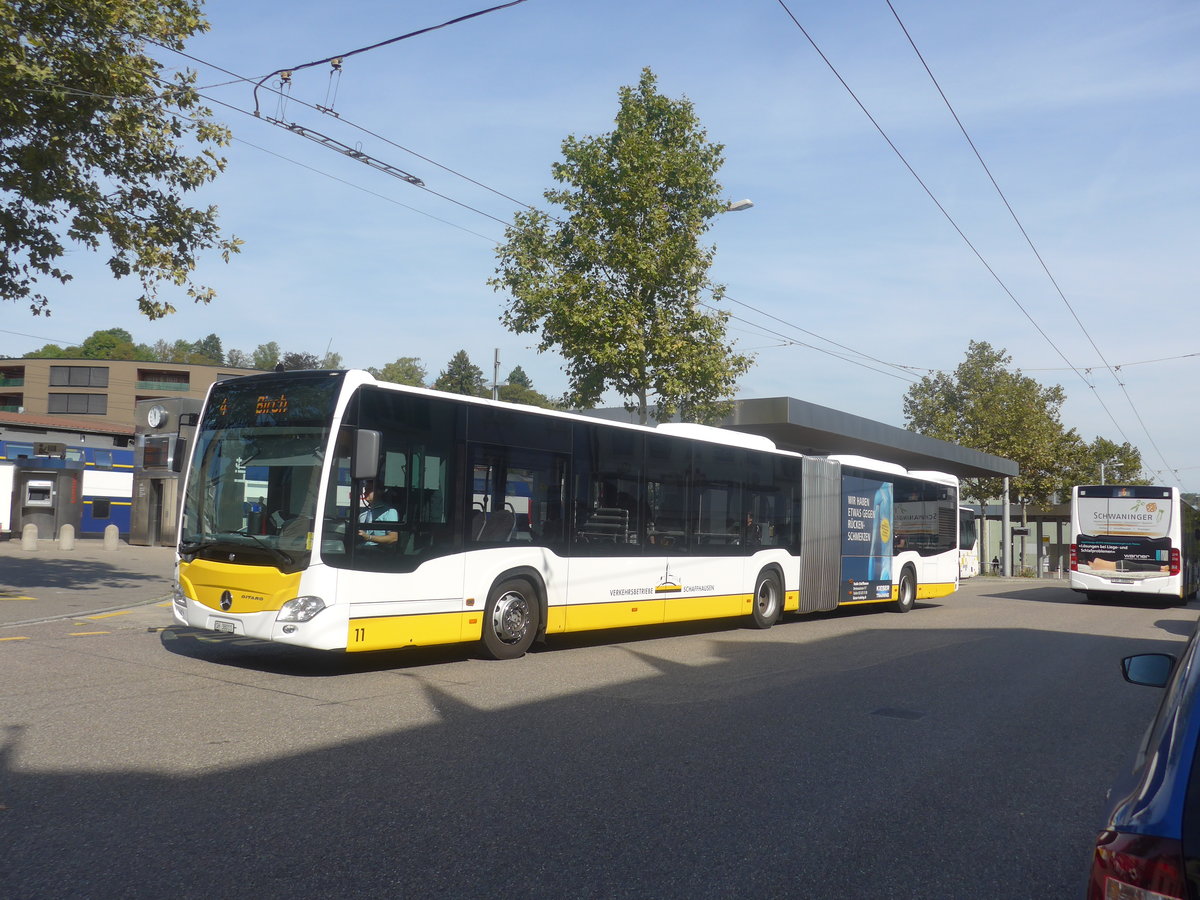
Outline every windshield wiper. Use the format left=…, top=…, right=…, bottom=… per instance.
left=230, top=528, right=295, bottom=567
left=179, top=531, right=295, bottom=568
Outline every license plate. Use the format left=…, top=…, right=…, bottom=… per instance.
left=1110, top=579, right=1135, bottom=584
left=211, top=619, right=236, bottom=634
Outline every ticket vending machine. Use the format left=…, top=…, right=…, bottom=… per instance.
left=130, top=398, right=202, bottom=546
left=9, top=463, right=83, bottom=540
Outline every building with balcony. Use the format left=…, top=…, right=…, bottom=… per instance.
left=0, top=358, right=258, bottom=429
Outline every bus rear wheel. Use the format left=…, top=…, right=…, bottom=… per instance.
left=749, top=571, right=782, bottom=629
left=481, top=578, right=539, bottom=660
left=894, top=568, right=916, bottom=613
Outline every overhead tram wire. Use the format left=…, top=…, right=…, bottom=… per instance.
left=249, top=0, right=530, bottom=117
left=718, top=289, right=931, bottom=377
left=153, top=44, right=538, bottom=216
left=137, top=34, right=947, bottom=387
left=771, top=1, right=1135, bottom=451
left=885, top=0, right=1179, bottom=483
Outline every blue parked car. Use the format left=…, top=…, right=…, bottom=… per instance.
left=1088, top=623, right=1200, bottom=899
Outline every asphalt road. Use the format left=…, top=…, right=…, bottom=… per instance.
left=0, top=572, right=1193, bottom=898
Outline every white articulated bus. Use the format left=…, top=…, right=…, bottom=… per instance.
left=1069, top=484, right=1200, bottom=603
left=171, top=370, right=959, bottom=659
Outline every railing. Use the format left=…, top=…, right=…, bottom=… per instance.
left=135, top=380, right=189, bottom=392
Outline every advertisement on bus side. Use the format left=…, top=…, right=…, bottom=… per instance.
left=841, top=474, right=893, bottom=602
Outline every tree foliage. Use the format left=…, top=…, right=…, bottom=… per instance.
left=281, top=350, right=320, bottom=371
left=0, top=0, right=241, bottom=318
left=433, top=349, right=487, bottom=397
left=368, top=356, right=426, bottom=387
left=490, top=67, right=751, bottom=424
left=903, top=340, right=1117, bottom=504
left=251, top=342, right=280, bottom=371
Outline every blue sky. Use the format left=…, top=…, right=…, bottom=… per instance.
left=5, top=0, right=1199, bottom=489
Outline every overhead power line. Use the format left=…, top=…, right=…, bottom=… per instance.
left=884, top=0, right=1179, bottom=482
left=251, top=0, right=530, bottom=115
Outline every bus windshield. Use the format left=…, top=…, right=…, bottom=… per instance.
left=179, top=371, right=345, bottom=569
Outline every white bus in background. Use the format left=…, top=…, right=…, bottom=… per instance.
left=1069, top=484, right=1200, bottom=603
left=958, top=506, right=979, bottom=578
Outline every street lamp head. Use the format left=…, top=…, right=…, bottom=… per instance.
left=724, top=198, right=754, bottom=212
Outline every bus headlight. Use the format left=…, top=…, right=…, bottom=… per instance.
left=172, top=583, right=188, bottom=611
left=277, top=596, right=327, bottom=623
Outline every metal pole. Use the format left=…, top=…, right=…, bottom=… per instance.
left=492, top=349, right=500, bottom=401
left=1002, top=477, right=1012, bottom=576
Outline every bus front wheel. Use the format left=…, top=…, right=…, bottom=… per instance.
left=894, top=568, right=916, bottom=613
left=481, top=578, right=539, bottom=660
left=749, top=571, right=782, bottom=629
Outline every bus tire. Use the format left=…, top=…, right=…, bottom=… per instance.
left=893, top=567, right=916, bottom=613
left=749, top=570, right=782, bottom=629
left=481, top=578, right=540, bottom=660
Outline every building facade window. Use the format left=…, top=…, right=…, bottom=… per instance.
left=136, top=368, right=190, bottom=391
left=49, top=366, right=109, bottom=387
left=48, top=393, right=108, bottom=415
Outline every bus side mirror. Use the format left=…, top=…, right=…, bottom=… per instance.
left=172, top=412, right=200, bottom=473
left=353, top=429, right=380, bottom=480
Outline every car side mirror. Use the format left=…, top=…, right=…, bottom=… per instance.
left=1121, top=653, right=1176, bottom=688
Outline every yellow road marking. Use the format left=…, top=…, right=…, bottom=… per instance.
left=0, top=636, right=29, bottom=642
left=0, top=594, right=37, bottom=601
left=87, top=610, right=132, bottom=620
left=69, top=631, right=111, bottom=636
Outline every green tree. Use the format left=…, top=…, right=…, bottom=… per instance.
left=497, top=366, right=562, bottom=409
left=0, top=0, right=242, bottom=318
left=281, top=350, right=320, bottom=370
left=369, top=357, right=426, bottom=387
left=22, top=342, right=71, bottom=358
left=433, top=350, right=487, bottom=397
left=78, top=328, right=134, bottom=358
left=506, top=365, right=532, bottom=389
left=490, top=67, right=751, bottom=424
left=192, top=333, right=223, bottom=365
left=903, top=340, right=1077, bottom=507
left=252, top=342, right=280, bottom=371
left=1062, top=436, right=1146, bottom=488
left=225, top=348, right=252, bottom=368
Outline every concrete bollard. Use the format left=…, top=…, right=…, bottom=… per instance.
left=103, top=523, right=121, bottom=550
left=58, top=523, right=75, bottom=550
left=21, top=522, right=38, bottom=550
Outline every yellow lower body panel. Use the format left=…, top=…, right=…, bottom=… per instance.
left=784, top=590, right=799, bottom=612
left=918, top=581, right=956, bottom=599
left=665, top=592, right=746, bottom=623
left=347, top=612, right=481, bottom=652
left=565, top=598, right=666, bottom=631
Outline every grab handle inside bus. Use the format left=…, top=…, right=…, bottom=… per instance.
left=353, top=429, right=381, bottom=480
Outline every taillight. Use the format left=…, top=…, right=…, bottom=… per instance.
left=1071, top=543, right=1078, bottom=571
left=1088, top=829, right=1186, bottom=900
left=1170, top=548, right=1181, bottom=577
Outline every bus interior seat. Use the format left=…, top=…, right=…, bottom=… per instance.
left=476, top=510, right=516, bottom=542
